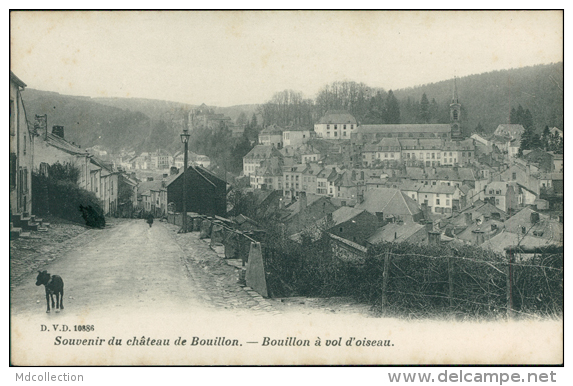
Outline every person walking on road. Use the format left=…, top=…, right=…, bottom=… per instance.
left=146, top=212, right=154, bottom=228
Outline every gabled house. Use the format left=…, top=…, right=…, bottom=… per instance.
left=483, top=181, right=519, bottom=214
left=355, top=188, right=423, bottom=223
left=314, top=110, right=357, bottom=139
left=243, top=144, right=283, bottom=177
left=291, top=206, right=379, bottom=247
left=165, top=165, right=227, bottom=217
left=258, top=124, right=283, bottom=148
left=33, top=118, right=92, bottom=191
left=367, top=221, right=430, bottom=245
left=279, top=192, right=337, bottom=236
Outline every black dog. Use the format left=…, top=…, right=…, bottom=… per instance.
left=35, top=271, right=64, bottom=313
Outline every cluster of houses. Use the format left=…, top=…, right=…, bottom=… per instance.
left=117, top=149, right=211, bottom=171
left=10, top=71, right=139, bottom=238
left=240, top=86, right=563, bottom=258
left=10, top=70, right=564, bottom=258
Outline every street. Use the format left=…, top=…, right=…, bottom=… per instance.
left=9, top=220, right=562, bottom=366
left=10, top=219, right=280, bottom=317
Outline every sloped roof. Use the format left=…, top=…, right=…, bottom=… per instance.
left=244, top=145, right=283, bottom=160
left=259, top=124, right=284, bottom=135
left=503, top=207, right=563, bottom=242
left=10, top=71, right=27, bottom=88
left=418, top=184, right=457, bottom=195
left=483, top=230, right=558, bottom=254
left=317, top=110, right=357, bottom=125
left=356, top=188, right=421, bottom=217
left=367, top=222, right=425, bottom=244
left=331, top=207, right=366, bottom=226
left=494, top=124, right=525, bottom=138
left=355, top=124, right=451, bottom=134
left=45, top=133, right=88, bottom=156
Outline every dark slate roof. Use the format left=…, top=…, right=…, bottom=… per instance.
left=10, top=71, right=26, bottom=87
left=367, top=222, right=426, bottom=244
left=317, top=110, right=357, bottom=125
left=356, top=188, right=421, bottom=217
left=45, top=133, right=88, bottom=156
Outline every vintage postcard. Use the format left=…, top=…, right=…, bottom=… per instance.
left=9, top=10, right=563, bottom=369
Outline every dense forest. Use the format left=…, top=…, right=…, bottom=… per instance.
left=21, top=62, right=563, bottom=165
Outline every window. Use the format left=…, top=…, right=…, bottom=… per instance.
left=334, top=125, right=337, bottom=130
left=512, top=172, right=517, bottom=180
left=23, top=136, right=26, bottom=155
left=446, top=199, right=450, bottom=205
left=334, top=132, right=337, bottom=137
left=436, top=198, right=440, bottom=205
left=327, top=125, right=330, bottom=130
left=495, top=199, right=500, bottom=205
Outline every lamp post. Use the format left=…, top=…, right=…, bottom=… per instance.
left=180, top=112, right=191, bottom=233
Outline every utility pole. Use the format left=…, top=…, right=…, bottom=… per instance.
left=180, top=111, right=190, bottom=233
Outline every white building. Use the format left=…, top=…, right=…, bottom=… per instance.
left=314, top=110, right=358, bottom=139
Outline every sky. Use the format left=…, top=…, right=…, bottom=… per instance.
left=10, top=10, right=563, bottom=107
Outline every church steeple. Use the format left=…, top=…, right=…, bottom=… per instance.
left=450, top=77, right=462, bottom=140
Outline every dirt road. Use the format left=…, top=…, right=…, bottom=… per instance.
left=11, top=220, right=206, bottom=317
left=9, top=220, right=562, bottom=366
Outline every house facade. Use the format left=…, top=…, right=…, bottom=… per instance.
left=314, top=110, right=358, bottom=139
left=10, top=71, right=33, bottom=216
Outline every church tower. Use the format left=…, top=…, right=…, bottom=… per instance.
left=450, top=77, right=463, bottom=140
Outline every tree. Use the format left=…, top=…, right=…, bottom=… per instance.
left=541, top=125, right=551, bottom=150
left=419, top=93, right=430, bottom=123
left=236, top=112, right=248, bottom=126
left=385, top=90, right=401, bottom=124
left=518, top=124, right=541, bottom=156
left=522, top=108, right=534, bottom=131
left=250, top=113, right=258, bottom=129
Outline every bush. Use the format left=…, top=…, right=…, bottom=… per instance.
left=32, top=173, right=105, bottom=228
left=263, top=236, right=563, bottom=318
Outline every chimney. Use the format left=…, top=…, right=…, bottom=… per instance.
left=428, top=231, right=441, bottom=246
left=163, top=173, right=168, bottom=179
left=472, top=230, right=485, bottom=245
left=35, top=114, right=48, bottom=139
left=424, top=220, right=434, bottom=232
left=52, top=125, right=65, bottom=139
left=375, top=212, right=385, bottom=227
left=464, top=212, right=473, bottom=226
left=326, top=212, right=333, bottom=224
left=299, top=191, right=307, bottom=211
left=170, top=166, right=179, bottom=176
left=530, top=212, right=540, bottom=224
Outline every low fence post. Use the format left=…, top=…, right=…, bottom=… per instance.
left=506, top=249, right=514, bottom=319
left=448, top=255, right=454, bottom=309
left=381, top=251, right=391, bottom=308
